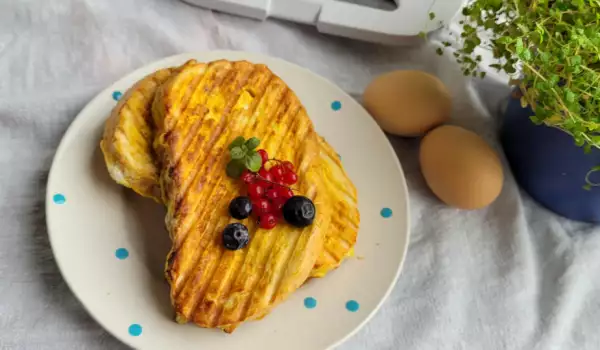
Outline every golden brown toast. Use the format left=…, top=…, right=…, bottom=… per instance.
left=100, top=60, right=199, bottom=201
left=311, top=135, right=359, bottom=277
left=99, top=59, right=360, bottom=331
left=100, top=60, right=359, bottom=279
left=100, top=67, right=175, bottom=201
left=152, top=60, right=333, bottom=331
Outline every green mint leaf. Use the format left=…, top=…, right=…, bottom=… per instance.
left=230, top=146, right=245, bottom=160
left=245, top=152, right=262, bottom=172
left=226, top=160, right=245, bottom=178
left=228, top=136, right=245, bottom=150
left=429, top=12, right=436, bottom=20
left=245, top=137, right=260, bottom=151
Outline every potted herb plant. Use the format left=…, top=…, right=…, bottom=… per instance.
left=435, top=0, right=600, bottom=222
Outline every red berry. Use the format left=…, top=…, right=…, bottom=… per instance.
left=258, top=168, right=275, bottom=188
left=282, top=161, right=295, bottom=172
left=241, top=169, right=256, bottom=184
left=273, top=201, right=285, bottom=216
left=257, top=149, right=269, bottom=165
left=270, top=165, right=285, bottom=181
left=252, top=198, right=272, bottom=215
left=266, top=188, right=280, bottom=201
left=248, top=183, right=265, bottom=199
left=278, top=187, right=294, bottom=200
left=259, top=168, right=273, bottom=181
left=283, top=172, right=298, bottom=185
left=258, top=213, right=277, bottom=229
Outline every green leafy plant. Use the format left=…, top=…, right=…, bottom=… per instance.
left=227, top=136, right=262, bottom=177
left=433, top=0, right=600, bottom=188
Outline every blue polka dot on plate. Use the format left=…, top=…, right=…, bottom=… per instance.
left=304, top=297, right=317, bottom=309
left=115, top=248, right=129, bottom=260
left=53, top=194, right=66, bottom=205
left=380, top=207, right=393, bottom=218
left=331, top=100, right=342, bottom=111
left=346, top=300, right=360, bottom=312
left=112, top=91, right=123, bottom=101
left=128, top=323, right=142, bottom=336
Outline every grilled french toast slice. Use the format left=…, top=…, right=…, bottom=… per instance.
left=153, top=60, right=334, bottom=331
left=100, top=60, right=198, bottom=201
left=100, top=59, right=360, bottom=331
left=311, top=135, right=359, bottom=277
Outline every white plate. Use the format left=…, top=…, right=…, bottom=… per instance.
left=46, top=51, right=410, bottom=350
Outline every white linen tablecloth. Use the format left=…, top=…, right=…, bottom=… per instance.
left=1, top=0, right=600, bottom=349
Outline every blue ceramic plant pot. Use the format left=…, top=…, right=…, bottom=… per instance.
left=500, top=95, right=600, bottom=223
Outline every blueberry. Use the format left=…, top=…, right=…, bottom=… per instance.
left=222, top=223, right=250, bottom=250
left=282, top=196, right=316, bottom=228
left=229, top=196, right=252, bottom=220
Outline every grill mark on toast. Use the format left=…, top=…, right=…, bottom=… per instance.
left=219, top=79, right=299, bottom=325
left=271, top=102, right=301, bottom=161
left=242, top=125, right=321, bottom=321
left=178, top=194, right=231, bottom=321
left=166, top=63, right=211, bottom=133
left=160, top=64, right=231, bottom=231
left=217, top=219, right=277, bottom=327
left=174, top=67, right=271, bottom=300
left=173, top=158, right=223, bottom=248
left=122, top=99, right=152, bottom=141
left=208, top=222, right=258, bottom=327
left=170, top=66, right=263, bottom=239
left=266, top=224, right=312, bottom=305
left=171, top=65, right=257, bottom=250
left=211, top=80, right=294, bottom=327
left=174, top=65, right=252, bottom=202
left=199, top=246, right=249, bottom=327
left=172, top=64, right=231, bottom=167
left=173, top=181, right=230, bottom=295
left=173, top=194, right=228, bottom=313
left=270, top=96, right=302, bottom=163
left=261, top=88, right=292, bottom=153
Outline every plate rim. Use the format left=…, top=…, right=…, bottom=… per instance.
left=45, top=50, right=411, bottom=350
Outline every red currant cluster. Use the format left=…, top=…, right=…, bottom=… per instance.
left=239, top=149, right=298, bottom=229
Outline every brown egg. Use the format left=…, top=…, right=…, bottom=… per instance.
left=420, top=125, right=503, bottom=209
left=363, top=70, right=451, bottom=137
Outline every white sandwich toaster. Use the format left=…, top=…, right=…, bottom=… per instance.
left=181, top=0, right=464, bottom=45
